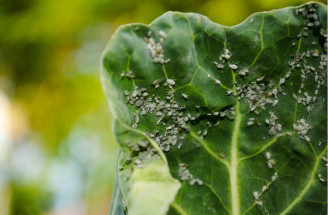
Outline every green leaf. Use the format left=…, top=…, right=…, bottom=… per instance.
left=102, top=2, right=327, bottom=215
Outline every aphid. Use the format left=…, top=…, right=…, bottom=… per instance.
left=239, top=68, right=249, bottom=76
left=159, top=30, right=167, bottom=39
left=226, top=90, right=232, bottom=95
left=247, top=121, right=254, bottom=126
left=250, top=18, right=254, bottom=24
left=216, top=63, right=224, bottom=69
left=229, top=64, right=238, bottom=70
left=253, top=191, right=259, bottom=200
left=262, top=186, right=267, bottom=192
left=254, top=119, right=261, bottom=126
left=215, top=79, right=221, bottom=85
left=256, top=76, right=265, bottom=81
left=271, top=172, right=278, bottom=182
left=255, top=201, right=263, bottom=207
left=318, top=174, right=325, bottom=182
left=319, top=140, right=322, bottom=147
left=181, top=93, right=188, bottom=100
left=285, top=71, right=292, bottom=79
left=218, top=153, right=225, bottom=159
left=279, top=78, right=286, bottom=85
left=151, top=79, right=163, bottom=87
left=265, top=152, right=271, bottom=160
left=304, top=135, right=311, bottom=142
left=166, top=79, right=175, bottom=86
left=207, top=74, right=211, bottom=78
left=144, top=37, right=149, bottom=43
left=272, top=99, right=278, bottom=107
left=276, top=124, right=282, bottom=131
left=268, top=159, right=276, bottom=168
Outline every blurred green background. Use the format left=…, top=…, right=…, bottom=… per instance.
left=0, top=0, right=325, bottom=214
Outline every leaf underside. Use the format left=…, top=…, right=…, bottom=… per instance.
left=102, top=2, right=327, bottom=215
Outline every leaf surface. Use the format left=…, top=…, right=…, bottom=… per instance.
left=102, top=2, right=327, bottom=215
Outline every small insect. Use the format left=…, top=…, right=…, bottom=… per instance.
left=181, top=93, right=189, bottom=100
left=144, top=37, right=149, bottom=43
left=286, top=131, right=292, bottom=136
left=264, top=92, right=269, bottom=98
left=262, top=186, right=267, bottom=192
left=134, top=27, right=140, bottom=31
left=182, top=163, right=189, bottom=168
left=271, top=172, right=278, bottom=182
left=272, top=100, right=278, bottom=107
left=279, top=78, right=286, bottom=85
left=239, top=68, right=249, bottom=76
left=218, top=153, right=225, bottom=159
left=207, top=74, right=211, bottom=78
left=215, top=79, right=221, bottom=85
left=255, top=201, right=263, bottom=207
left=267, top=159, right=276, bottom=168
left=166, top=79, right=175, bottom=86
left=229, top=64, right=238, bottom=70
left=253, top=191, right=259, bottom=200
left=250, top=18, right=254, bottom=24
left=318, top=174, right=325, bottom=182
left=265, top=152, right=271, bottom=160
left=151, top=78, right=164, bottom=87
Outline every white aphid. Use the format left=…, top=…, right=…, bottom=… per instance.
left=255, top=201, right=263, bottom=206
left=229, top=64, right=238, bottom=70
left=265, top=152, right=271, bottom=160
left=262, top=186, right=267, bottom=192
left=166, top=79, right=175, bottom=86
left=181, top=93, right=188, bottom=100
left=239, top=68, right=249, bottom=76
left=159, top=30, right=167, bottom=39
left=215, top=79, right=221, bottom=85
left=253, top=191, right=259, bottom=200
left=318, top=174, right=325, bottom=182
left=272, top=100, right=278, bottom=107
left=267, top=159, right=276, bottom=168
left=271, top=172, right=278, bottom=182
left=279, top=78, right=286, bottom=85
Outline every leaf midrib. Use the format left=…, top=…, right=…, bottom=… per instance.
left=230, top=100, right=242, bottom=215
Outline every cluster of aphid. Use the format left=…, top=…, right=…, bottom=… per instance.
left=128, top=140, right=161, bottom=168
left=252, top=152, right=279, bottom=207
left=265, top=112, right=282, bottom=136
left=124, top=81, right=192, bottom=153
left=289, top=51, right=326, bottom=115
left=293, top=118, right=312, bottom=142
left=178, top=163, right=203, bottom=185
left=265, top=152, right=276, bottom=169
left=296, top=4, right=327, bottom=50
left=120, top=70, right=135, bottom=79
left=232, top=80, right=282, bottom=116
left=120, top=4, right=327, bottom=191
left=145, top=31, right=170, bottom=64
left=318, top=156, right=328, bottom=182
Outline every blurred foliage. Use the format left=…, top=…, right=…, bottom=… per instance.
left=0, top=0, right=325, bottom=214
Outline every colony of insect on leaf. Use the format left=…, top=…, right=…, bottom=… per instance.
left=119, top=3, right=327, bottom=208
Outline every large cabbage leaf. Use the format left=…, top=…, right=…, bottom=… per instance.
left=101, top=2, right=327, bottom=215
